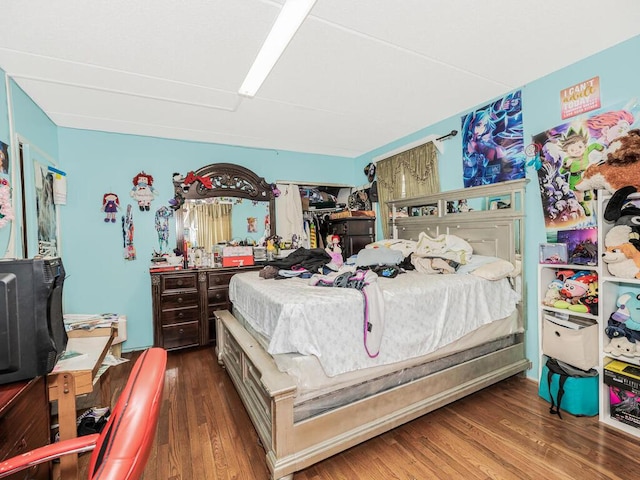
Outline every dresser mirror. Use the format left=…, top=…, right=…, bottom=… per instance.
left=173, top=163, right=276, bottom=254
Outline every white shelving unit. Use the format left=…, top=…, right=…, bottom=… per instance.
left=597, top=192, right=640, bottom=437
left=537, top=262, right=599, bottom=380
left=537, top=190, right=640, bottom=437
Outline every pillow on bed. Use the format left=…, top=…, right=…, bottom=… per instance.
left=355, top=246, right=404, bottom=266
left=469, top=258, right=516, bottom=280
left=455, top=255, right=503, bottom=274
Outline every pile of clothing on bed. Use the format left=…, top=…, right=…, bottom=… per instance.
left=258, top=231, right=518, bottom=281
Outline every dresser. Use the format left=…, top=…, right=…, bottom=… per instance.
left=0, top=377, right=50, bottom=480
left=328, top=217, right=376, bottom=260
left=151, top=266, right=261, bottom=351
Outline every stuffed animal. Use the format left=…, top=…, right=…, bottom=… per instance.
left=604, top=336, right=640, bottom=357
left=575, top=129, right=640, bottom=193
left=542, top=278, right=564, bottom=307
left=613, top=292, right=640, bottom=331
left=553, top=271, right=598, bottom=313
left=602, top=225, right=640, bottom=279
left=603, top=185, right=640, bottom=247
left=325, top=234, right=343, bottom=270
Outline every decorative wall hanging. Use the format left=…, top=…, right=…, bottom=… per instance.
left=461, top=90, right=524, bottom=187
left=101, top=192, right=120, bottom=223
left=0, top=141, right=8, bottom=175
left=130, top=171, right=158, bottom=211
left=0, top=178, right=14, bottom=229
left=34, top=161, right=58, bottom=257
left=154, top=206, right=173, bottom=253
left=122, top=204, right=136, bottom=260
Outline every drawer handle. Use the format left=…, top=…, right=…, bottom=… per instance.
left=178, top=312, right=184, bottom=318
left=179, top=328, right=184, bottom=335
left=177, top=279, right=184, bottom=286
left=214, top=293, right=223, bottom=301
left=17, top=438, right=27, bottom=451
left=177, top=297, right=183, bottom=304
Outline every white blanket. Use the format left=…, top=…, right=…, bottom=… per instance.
left=229, top=270, right=519, bottom=377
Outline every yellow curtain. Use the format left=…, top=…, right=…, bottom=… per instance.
left=376, top=142, right=440, bottom=238
left=184, top=203, right=232, bottom=250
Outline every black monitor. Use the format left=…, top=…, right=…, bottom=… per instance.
left=0, top=257, right=67, bottom=385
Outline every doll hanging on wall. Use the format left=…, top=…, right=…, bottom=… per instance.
left=101, top=192, right=120, bottom=223
left=130, top=171, right=158, bottom=211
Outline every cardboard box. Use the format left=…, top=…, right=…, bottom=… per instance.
left=329, top=210, right=375, bottom=220
left=223, top=246, right=253, bottom=257
left=222, top=255, right=254, bottom=267
left=609, top=385, right=640, bottom=429
left=604, top=360, right=640, bottom=392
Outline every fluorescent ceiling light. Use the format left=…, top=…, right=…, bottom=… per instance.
left=239, top=0, right=316, bottom=98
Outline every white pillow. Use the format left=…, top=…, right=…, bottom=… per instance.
left=456, top=255, right=502, bottom=274
left=470, top=258, right=516, bottom=280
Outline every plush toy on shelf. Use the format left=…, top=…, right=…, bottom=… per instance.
left=552, top=270, right=598, bottom=314
left=575, top=129, right=640, bottom=194
left=602, top=225, right=640, bottom=279
left=604, top=336, right=640, bottom=357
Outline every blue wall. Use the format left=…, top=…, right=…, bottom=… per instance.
left=2, top=35, right=639, bottom=375
left=56, top=129, right=357, bottom=348
left=355, top=34, right=640, bottom=378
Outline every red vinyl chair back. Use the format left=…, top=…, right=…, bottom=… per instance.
left=88, top=347, right=167, bottom=479
left=0, top=347, right=167, bottom=480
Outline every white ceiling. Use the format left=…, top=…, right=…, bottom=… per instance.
left=1, top=1, right=639, bottom=158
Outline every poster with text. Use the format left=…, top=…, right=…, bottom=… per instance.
left=461, top=90, right=525, bottom=188
left=532, top=102, right=639, bottom=239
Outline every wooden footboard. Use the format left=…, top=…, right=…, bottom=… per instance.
left=215, top=309, right=530, bottom=480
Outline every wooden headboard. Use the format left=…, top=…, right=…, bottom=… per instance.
left=387, top=179, right=528, bottom=265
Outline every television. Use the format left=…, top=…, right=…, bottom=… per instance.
left=0, top=257, right=67, bottom=385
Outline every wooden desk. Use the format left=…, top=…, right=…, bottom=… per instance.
left=47, top=331, right=114, bottom=480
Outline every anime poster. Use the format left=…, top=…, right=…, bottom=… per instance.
left=461, top=90, right=525, bottom=188
left=531, top=102, right=638, bottom=238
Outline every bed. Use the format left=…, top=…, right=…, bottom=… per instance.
left=215, top=179, right=530, bottom=480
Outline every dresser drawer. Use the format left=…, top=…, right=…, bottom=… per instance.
left=207, top=271, right=235, bottom=288
left=208, top=287, right=230, bottom=306
left=161, top=273, right=198, bottom=292
left=160, top=306, right=200, bottom=326
left=0, top=377, right=49, bottom=480
left=162, top=322, right=200, bottom=350
left=161, top=291, right=199, bottom=310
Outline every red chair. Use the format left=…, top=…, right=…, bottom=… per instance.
left=0, top=347, right=167, bottom=480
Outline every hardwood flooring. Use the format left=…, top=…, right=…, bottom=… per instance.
left=94, top=347, right=640, bottom=480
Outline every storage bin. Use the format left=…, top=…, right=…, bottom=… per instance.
left=542, top=315, right=598, bottom=370
left=538, top=359, right=598, bottom=417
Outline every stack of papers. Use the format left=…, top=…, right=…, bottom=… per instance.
left=63, top=313, right=120, bottom=332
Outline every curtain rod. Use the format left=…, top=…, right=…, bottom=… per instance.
left=436, top=130, right=458, bottom=141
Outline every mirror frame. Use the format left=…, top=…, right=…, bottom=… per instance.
left=174, top=163, right=276, bottom=252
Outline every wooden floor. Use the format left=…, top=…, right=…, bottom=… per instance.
left=93, top=346, right=640, bottom=480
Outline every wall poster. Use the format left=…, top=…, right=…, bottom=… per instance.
left=461, top=90, right=525, bottom=188
left=532, top=101, right=638, bottom=239
left=34, top=161, right=58, bottom=257
left=561, top=76, right=601, bottom=120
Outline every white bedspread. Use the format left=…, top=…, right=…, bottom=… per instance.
left=229, top=270, right=520, bottom=377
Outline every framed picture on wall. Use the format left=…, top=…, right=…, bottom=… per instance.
left=34, top=161, right=58, bottom=257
